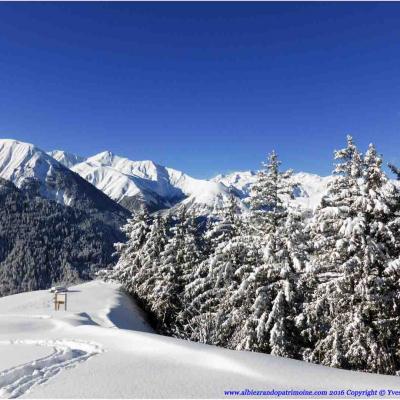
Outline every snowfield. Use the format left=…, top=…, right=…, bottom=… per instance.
left=0, top=282, right=400, bottom=398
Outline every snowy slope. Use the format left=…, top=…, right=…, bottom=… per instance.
left=0, top=139, right=127, bottom=217
left=72, top=151, right=184, bottom=202
left=0, top=281, right=399, bottom=399
left=212, top=170, right=333, bottom=211
left=166, top=167, right=237, bottom=214
left=211, top=170, right=257, bottom=197
left=70, top=151, right=233, bottom=213
left=292, top=172, right=333, bottom=210
left=0, top=139, right=69, bottom=202
left=45, top=144, right=334, bottom=214
left=47, top=150, right=84, bottom=169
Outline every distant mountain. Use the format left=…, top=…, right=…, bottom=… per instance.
left=0, top=140, right=128, bottom=225
left=291, top=172, right=333, bottom=210
left=69, top=151, right=234, bottom=213
left=45, top=146, right=335, bottom=214
left=212, top=170, right=333, bottom=211
left=0, top=178, right=125, bottom=297
left=0, top=139, right=131, bottom=296
left=211, top=171, right=257, bottom=198
left=48, top=150, right=84, bottom=168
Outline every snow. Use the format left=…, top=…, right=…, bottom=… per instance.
left=211, top=170, right=257, bottom=196
left=44, top=146, right=338, bottom=214
left=47, top=150, right=84, bottom=169
left=0, top=139, right=55, bottom=187
left=1, top=281, right=399, bottom=398
left=71, top=161, right=145, bottom=202
left=212, top=170, right=334, bottom=211
left=5, top=140, right=397, bottom=216
left=0, top=139, right=77, bottom=206
left=292, top=172, right=333, bottom=210
left=70, top=151, right=233, bottom=211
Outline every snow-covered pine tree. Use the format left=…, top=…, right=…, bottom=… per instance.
left=249, top=150, right=293, bottom=234
left=106, top=206, right=152, bottom=293
left=149, top=211, right=185, bottom=331
left=265, top=207, right=311, bottom=358
left=182, top=195, right=247, bottom=345
left=306, top=138, right=400, bottom=374
left=229, top=152, right=307, bottom=358
left=388, top=163, right=400, bottom=180
left=148, top=208, right=203, bottom=335
left=134, top=214, right=170, bottom=305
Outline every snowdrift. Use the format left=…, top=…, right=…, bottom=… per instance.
left=0, top=281, right=399, bottom=398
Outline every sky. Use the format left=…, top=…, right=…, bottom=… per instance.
left=0, top=2, right=399, bottom=178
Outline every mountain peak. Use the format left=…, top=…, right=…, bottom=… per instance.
left=87, top=150, right=117, bottom=166
left=48, top=150, right=84, bottom=168
left=0, top=138, right=38, bottom=154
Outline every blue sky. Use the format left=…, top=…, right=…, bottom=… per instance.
left=0, top=2, right=399, bottom=178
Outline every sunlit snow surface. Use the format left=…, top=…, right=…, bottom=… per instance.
left=0, top=281, right=399, bottom=398
left=54, top=148, right=332, bottom=213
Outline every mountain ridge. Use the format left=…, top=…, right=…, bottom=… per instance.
left=0, top=139, right=128, bottom=219
left=50, top=148, right=332, bottom=214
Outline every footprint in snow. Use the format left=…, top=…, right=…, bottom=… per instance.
left=0, top=339, right=103, bottom=399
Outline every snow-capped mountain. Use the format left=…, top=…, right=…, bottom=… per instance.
left=69, top=151, right=234, bottom=213
left=46, top=147, right=333, bottom=214
left=0, top=139, right=127, bottom=217
left=291, top=172, right=333, bottom=210
left=47, top=150, right=84, bottom=168
left=1, top=139, right=333, bottom=216
left=212, top=170, right=333, bottom=211
left=0, top=140, right=131, bottom=296
left=211, top=170, right=257, bottom=197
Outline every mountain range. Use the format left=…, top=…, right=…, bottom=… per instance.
left=0, top=139, right=129, bottom=296
left=0, top=138, right=335, bottom=216
left=0, top=138, right=335, bottom=296
left=48, top=145, right=333, bottom=214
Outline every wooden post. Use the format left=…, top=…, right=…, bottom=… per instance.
left=54, top=292, right=67, bottom=311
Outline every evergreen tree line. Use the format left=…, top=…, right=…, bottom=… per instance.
left=0, top=178, right=125, bottom=296
left=104, top=136, right=400, bottom=375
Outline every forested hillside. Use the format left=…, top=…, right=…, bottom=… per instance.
left=0, top=178, right=126, bottom=296
left=104, top=136, right=400, bottom=376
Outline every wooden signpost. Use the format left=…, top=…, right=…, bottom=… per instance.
left=54, top=292, right=67, bottom=311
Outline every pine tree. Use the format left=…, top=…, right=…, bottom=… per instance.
left=183, top=195, right=246, bottom=345
left=249, top=150, right=293, bottom=234
left=231, top=152, right=307, bottom=358
left=146, top=208, right=203, bottom=335
left=388, top=163, right=400, bottom=180
left=134, top=214, right=170, bottom=304
left=108, top=206, right=152, bottom=293
left=307, top=138, right=400, bottom=374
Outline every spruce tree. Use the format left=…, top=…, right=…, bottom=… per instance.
left=108, top=206, right=152, bottom=293
left=232, top=152, right=307, bottom=358
left=183, top=195, right=246, bottom=345
left=134, top=214, right=170, bottom=304
left=388, top=163, right=400, bottom=180
left=307, top=138, right=400, bottom=374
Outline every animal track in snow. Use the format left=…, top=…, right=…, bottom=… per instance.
left=0, top=339, right=103, bottom=399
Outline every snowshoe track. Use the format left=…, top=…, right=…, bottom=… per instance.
left=0, top=339, right=103, bottom=399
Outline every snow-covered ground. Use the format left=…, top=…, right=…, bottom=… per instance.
left=0, top=281, right=399, bottom=399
